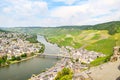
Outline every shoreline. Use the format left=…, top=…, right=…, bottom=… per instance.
left=28, top=35, right=64, bottom=80
left=29, top=57, right=64, bottom=80
left=10, top=54, right=39, bottom=64
left=0, top=53, right=41, bottom=68
left=0, top=34, right=45, bottom=68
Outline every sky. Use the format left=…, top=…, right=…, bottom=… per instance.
left=0, top=0, right=120, bottom=27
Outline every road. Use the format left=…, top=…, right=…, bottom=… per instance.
left=89, top=59, right=120, bottom=80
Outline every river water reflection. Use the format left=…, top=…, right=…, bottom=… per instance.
left=0, top=35, right=60, bottom=80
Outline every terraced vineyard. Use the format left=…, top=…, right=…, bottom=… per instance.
left=4, top=21, right=120, bottom=66
left=46, top=29, right=120, bottom=66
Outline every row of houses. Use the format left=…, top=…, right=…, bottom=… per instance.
left=0, top=32, right=41, bottom=59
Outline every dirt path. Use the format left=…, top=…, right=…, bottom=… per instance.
left=89, top=59, right=120, bottom=80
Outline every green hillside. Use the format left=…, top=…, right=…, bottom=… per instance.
left=59, top=21, right=120, bottom=35
left=4, top=21, right=120, bottom=35
left=87, top=21, right=120, bottom=35
left=4, top=21, right=120, bottom=66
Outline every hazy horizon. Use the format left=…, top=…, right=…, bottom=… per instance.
left=0, top=20, right=119, bottom=28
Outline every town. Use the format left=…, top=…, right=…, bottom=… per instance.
left=0, top=32, right=43, bottom=66
left=30, top=46, right=105, bottom=80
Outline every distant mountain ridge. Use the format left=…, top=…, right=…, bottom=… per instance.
left=58, top=21, right=120, bottom=34
left=2, top=21, right=120, bottom=35
left=85, top=21, right=120, bottom=34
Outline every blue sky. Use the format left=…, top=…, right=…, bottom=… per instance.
left=0, top=0, right=120, bottom=27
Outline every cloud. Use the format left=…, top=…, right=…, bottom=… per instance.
left=49, top=0, right=120, bottom=26
left=0, top=0, right=48, bottom=27
left=50, top=5, right=88, bottom=19
left=0, top=0, right=120, bottom=27
left=53, top=0, right=77, bottom=5
left=2, top=0, right=48, bottom=16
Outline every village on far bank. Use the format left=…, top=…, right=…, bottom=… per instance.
left=0, top=31, right=120, bottom=80
left=0, top=32, right=44, bottom=66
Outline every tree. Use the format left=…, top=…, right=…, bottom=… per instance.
left=11, top=55, right=16, bottom=61
left=39, top=44, right=45, bottom=53
left=16, top=56, right=21, bottom=61
left=60, top=75, right=72, bottom=80
left=54, top=68, right=73, bottom=80
left=2, top=55, right=7, bottom=62
left=21, top=53, right=27, bottom=57
left=0, top=57, right=3, bottom=66
left=0, top=55, right=8, bottom=66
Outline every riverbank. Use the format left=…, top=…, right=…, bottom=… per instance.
left=29, top=36, right=103, bottom=80
left=29, top=58, right=66, bottom=80
left=28, top=35, right=65, bottom=80
left=10, top=53, right=40, bottom=64
left=0, top=53, right=41, bottom=68
left=0, top=35, right=60, bottom=80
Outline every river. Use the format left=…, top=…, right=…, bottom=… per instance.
left=0, top=35, right=61, bottom=80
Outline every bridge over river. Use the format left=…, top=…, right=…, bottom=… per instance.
left=39, top=53, right=71, bottom=58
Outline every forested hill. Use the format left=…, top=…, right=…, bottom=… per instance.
left=86, top=21, right=120, bottom=34
left=3, top=21, right=120, bottom=35
left=59, top=21, right=120, bottom=34
left=58, top=25, right=92, bottom=29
